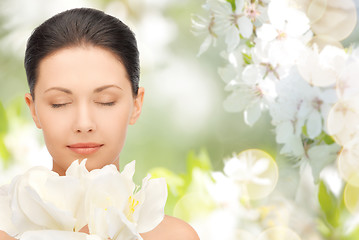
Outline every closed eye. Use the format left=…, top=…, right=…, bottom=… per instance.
left=98, top=102, right=116, bottom=106
left=51, top=103, right=69, bottom=108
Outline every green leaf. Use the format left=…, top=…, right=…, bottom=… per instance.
left=173, top=191, right=215, bottom=222
left=0, top=101, right=8, bottom=134
left=245, top=40, right=255, bottom=48
left=226, top=0, right=236, bottom=11
left=242, top=53, right=253, bottom=65
left=322, top=134, right=335, bottom=145
left=317, top=219, right=331, bottom=238
left=149, top=167, right=186, bottom=215
left=173, top=168, right=216, bottom=221
left=186, top=149, right=212, bottom=174
left=0, top=101, right=11, bottom=167
left=0, top=139, right=10, bottom=167
left=318, top=180, right=341, bottom=228
left=302, top=124, right=308, bottom=137
left=314, top=130, right=336, bottom=145
left=149, top=167, right=185, bottom=197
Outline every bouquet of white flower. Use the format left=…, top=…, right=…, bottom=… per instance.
left=0, top=160, right=168, bottom=240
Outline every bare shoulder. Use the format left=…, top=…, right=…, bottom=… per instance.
left=0, top=230, right=16, bottom=240
left=140, top=215, right=200, bottom=240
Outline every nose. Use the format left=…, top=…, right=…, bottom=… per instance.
left=73, top=102, right=96, bottom=133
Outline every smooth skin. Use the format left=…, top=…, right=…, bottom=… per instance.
left=0, top=46, right=199, bottom=240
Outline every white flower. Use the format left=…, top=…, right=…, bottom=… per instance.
left=8, top=166, right=83, bottom=236
left=327, top=96, right=359, bottom=147
left=206, top=172, right=240, bottom=209
left=191, top=209, right=239, bottom=240
left=0, top=185, right=17, bottom=236
left=269, top=68, right=336, bottom=155
left=209, top=0, right=253, bottom=52
left=224, top=152, right=271, bottom=186
left=256, top=0, right=312, bottom=66
left=19, top=230, right=102, bottom=240
left=0, top=159, right=167, bottom=239
left=218, top=46, right=248, bottom=90
left=223, top=62, right=278, bottom=126
left=191, top=13, right=217, bottom=56
left=299, top=87, right=337, bottom=138
left=82, top=161, right=167, bottom=240
left=269, top=69, right=309, bottom=156
left=223, top=82, right=265, bottom=125
left=297, top=45, right=347, bottom=87
left=337, top=47, right=359, bottom=100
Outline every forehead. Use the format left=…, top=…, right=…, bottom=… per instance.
left=36, top=46, right=129, bottom=92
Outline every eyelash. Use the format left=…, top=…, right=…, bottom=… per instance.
left=51, top=103, right=67, bottom=108
left=51, top=102, right=116, bottom=108
left=99, top=102, right=115, bottom=106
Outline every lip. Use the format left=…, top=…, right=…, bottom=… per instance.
left=67, top=142, right=103, bottom=155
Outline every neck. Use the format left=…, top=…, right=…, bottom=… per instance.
left=52, top=161, right=66, bottom=176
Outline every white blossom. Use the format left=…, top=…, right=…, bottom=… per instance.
left=256, top=0, right=312, bottom=66
left=191, top=13, right=217, bottom=56
left=8, top=167, right=83, bottom=236
left=297, top=45, right=347, bottom=87
left=79, top=161, right=167, bottom=239
left=269, top=68, right=336, bottom=156
left=0, top=160, right=167, bottom=240
left=337, top=47, right=359, bottom=100
left=19, top=230, right=101, bottom=240
left=224, top=152, right=271, bottom=186
left=208, top=0, right=254, bottom=52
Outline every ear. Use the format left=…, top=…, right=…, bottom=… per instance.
left=25, top=93, right=42, bottom=129
left=129, top=87, right=145, bottom=125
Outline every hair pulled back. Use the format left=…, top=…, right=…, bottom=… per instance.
left=24, top=8, right=140, bottom=100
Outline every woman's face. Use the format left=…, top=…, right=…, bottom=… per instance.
left=25, top=45, right=144, bottom=175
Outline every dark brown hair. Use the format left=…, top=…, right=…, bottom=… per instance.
left=24, top=8, right=140, bottom=100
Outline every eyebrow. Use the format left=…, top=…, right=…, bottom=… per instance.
left=94, top=84, right=123, bottom=93
left=44, top=85, right=123, bottom=94
left=44, top=87, right=72, bottom=94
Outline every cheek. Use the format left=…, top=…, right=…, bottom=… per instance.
left=37, top=109, right=71, bottom=146
left=99, top=105, right=133, bottom=155
left=100, top=106, right=132, bottom=137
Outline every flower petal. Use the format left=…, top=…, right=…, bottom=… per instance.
left=251, top=158, right=270, bottom=175
left=244, top=102, right=262, bottom=126
left=0, top=185, right=17, bottom=236
left=106, top=208, right=141, bottom=240
left=198, top=35, right=214, bottom=56
left=20, top=230, right=93, bottom=240
left=275, top=121, right=293, bottom=143
left=225, top=25, right=240, bottom=52
left=256, top=24, right=277, bottom=42
left=121, top=160, right=136, bottom=181
left=9, top=167, right=78, bottom=232
left=237, top=16, right=253, bottom=39
left=251, top=177, right=271, bottom=186
left=135, top=178, right=168, bottom=233
left=306, top=110, right=322, bottom=139
left=66, top=159, right=89, bottom=178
